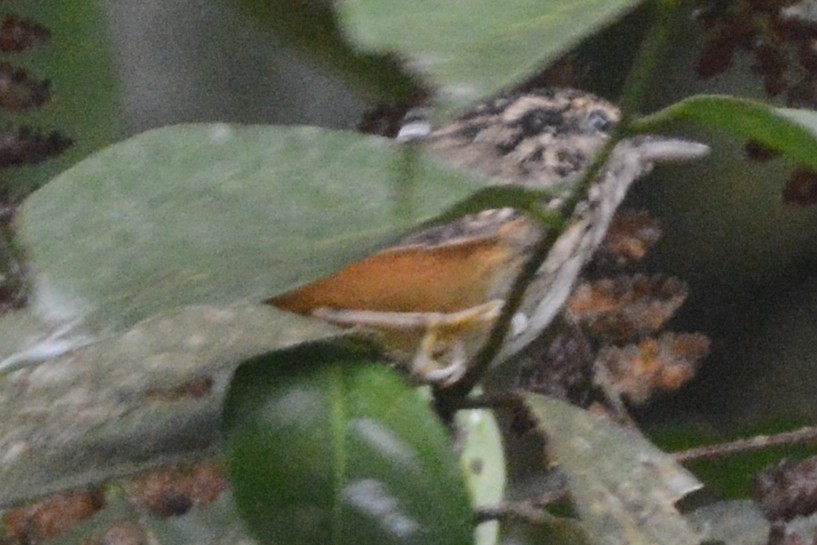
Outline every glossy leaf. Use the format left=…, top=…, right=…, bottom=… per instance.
left=224, top=342, right=473, bottom=545
left=17, top=124, right=491, bottom=335
left=632, top=95, right=817, bottom=170
left=339, top=0, right=641, bottom=109
left=523, top=394, right=702, bottom=545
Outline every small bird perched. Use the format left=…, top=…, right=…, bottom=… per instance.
left=270, top=89, right=708, bottom=383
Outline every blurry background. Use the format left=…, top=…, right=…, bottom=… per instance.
left=107, top=0, right=365, bottom=132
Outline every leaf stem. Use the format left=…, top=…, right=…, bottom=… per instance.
left=616, top=0, right=681, bottom=122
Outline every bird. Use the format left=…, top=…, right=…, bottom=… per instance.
left=269, top=88, right=708, bottom=383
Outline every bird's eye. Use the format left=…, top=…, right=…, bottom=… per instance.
left=583, top=109, right=614, bottom=133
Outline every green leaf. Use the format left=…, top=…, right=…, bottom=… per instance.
left=631, top=95, right=817, bottom=170
left=339, top=0, right=641, bottom=109
left=522, top=394, right=702, bottom=545
left=17, top=124, right=491, bottom=334
left=223, top=342, right=473, bottom=545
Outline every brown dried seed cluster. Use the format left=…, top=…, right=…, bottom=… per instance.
left=1, top=488, right=104, bottom=545
left=753, top=456, right=817, bottom=522
left=596, top=332, right=710, bottom=404
left=517, top=206, right=708, bottom=405
left=783, top=167, right=817, bottom=206
left=0, top=10, right=71, bottom=312
left=0, top=460, right=228, bottom=545
left=0, top=13, right=54, bottom=117
left=0, top=15, right=50, bottom=53
left=568, top=269, right=708, bottom=405
left=0, top=61, right=50, bottom=111
left=698, top=3, right=817, bottom=209
left=703, top=0, right=817, bottom=209
left=125, top=460, right=227, bottom=518
left=696, top=1, right=817, bottom=107
left=519, top=237, right=709, bottom=405
left=567, top=274, right=688, bottom=343
left=0, top=127, right=72, bottom=168
left=0, top=12, right=70, bottom=172
left=600, top=209, right=662, bottom=265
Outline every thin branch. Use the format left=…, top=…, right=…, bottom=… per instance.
left=448, top=392, right=520, bottom=411
left=674, top=426, right=817, bottom=463
left=475, top=488, right=569, bottom=524
left=616, top=0, right=681, bottom=119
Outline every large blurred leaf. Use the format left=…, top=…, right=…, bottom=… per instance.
left=339, top=0, right=641, bottom=109
left=17, top=124, right=490, bottom=335
left=0, top=303, right=343, bottom=508
left=224, top=342, right=472, bottom=545
left=632, top=95, right=817, bottom=170
left=523, top=394, right=702, bottom=545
